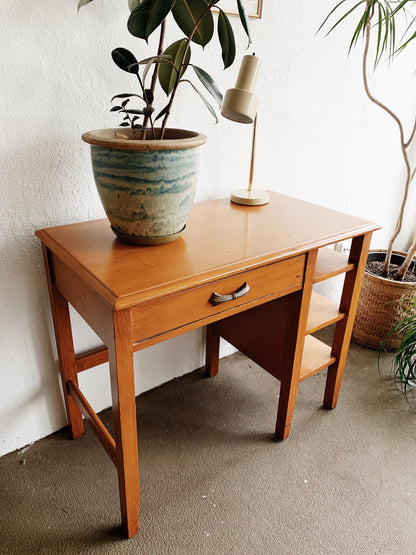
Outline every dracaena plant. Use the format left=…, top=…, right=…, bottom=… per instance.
left=78, top=0, right=251, bottom=140
left=380, top=297, right=416, bottom=404
left=320, top=0, right=416, bottom=280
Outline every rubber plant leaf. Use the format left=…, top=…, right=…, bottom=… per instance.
left=158, top=39, right=191, bottom=95
left=217, top=10, right=236, bottom=68
left=128, top=0, right=174, bottom=41
left=128, top=0, right=141, bottom=11
left=172, top=0, right=214, bottom=46
left=155, top=104, right=170, bottom=121
left=111, top=48, right=139, bottom=74
left=236, top=0, right=252, bottom=46
left=192, top=66, right=223, bottom=106
left=77, top=0, right=94, bottom=11
left=144, top=89, right=154, bottom=104
left=111, top=93, right=142, bottom=101
left=182, top=80, right=218, bottom=123
left=142, top=55, right=172, bottom=85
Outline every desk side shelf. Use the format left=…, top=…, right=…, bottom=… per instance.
left=301, top=247, right=355, bottom=381
left=306, top=291, right=345, bottom=335
left=300, top=336, right=336, bottom=381
left=313, top=247, right=354, bottom=283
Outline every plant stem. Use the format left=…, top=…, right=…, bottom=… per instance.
left=142, top=19, right=166, bottom=139
left=362, top=2, right=415, bottom=278
left=160, top=1, right=216, bottom=138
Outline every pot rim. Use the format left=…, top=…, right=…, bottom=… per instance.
left=365, top=249, right=416, bottom=286
left=82, top=128, right=207, bottom=151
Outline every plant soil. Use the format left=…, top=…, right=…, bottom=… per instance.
left=366, top=260, right=416, bottom=283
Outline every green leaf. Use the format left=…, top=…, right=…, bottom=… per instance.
left=111, top=93, right=143, bottom=102
left=236, top=0, right=252, bottom=46
left=317, top=0, right=348, bottom=35
left=144, top=89, right=154, bottom=104
left=158, top=39, right=191, bottom=95
left=155, top=104, right=170, bottom=121
left=324, top=0, right=367, bottom=38
left=127, top=0, right=173, bottom=41
left=375, top=3, right=384, bottom=64
left=138, top=55, right=172, bottom=64
left=319, top=0, right=416, bottom=63
left=142, top=55, right=172, bottom=85
left=182, top=79, right=218, bottom=123
left=111, top=48, right=139, bottom=74
left=217, top=10, right=236, bottom=69
left=192, top=66, right=223, bottom=106
left=348, top=5, right=368, bottom=53
left=128, top=0, right=141, bottom=12
left=172, top=0, right=214, bottom=46
left=77, top=0, right=94, bottom=11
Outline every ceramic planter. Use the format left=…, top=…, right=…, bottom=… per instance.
left=82, top=128, right=207, bottom=245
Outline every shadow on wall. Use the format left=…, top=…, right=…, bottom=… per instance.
left=0, top=129, right=105, bottom=455
left=0, top=235, right=68, bottom=448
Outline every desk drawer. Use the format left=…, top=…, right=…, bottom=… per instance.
left=131, top=255, right=305, bottom=343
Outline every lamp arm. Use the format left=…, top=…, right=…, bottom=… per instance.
left=248, top=114, right=257, bottom=192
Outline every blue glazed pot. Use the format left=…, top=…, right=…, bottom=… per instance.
left=82, top=128, right=207, bottom=245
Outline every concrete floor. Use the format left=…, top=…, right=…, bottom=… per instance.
left=1, top=334, right=416, bottom=554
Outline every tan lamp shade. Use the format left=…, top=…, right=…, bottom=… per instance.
left=221, top=88, right=258, bottom=124
left=221, top=54, right=269, bottom=206
left=221, top=54, right=260, bottom=124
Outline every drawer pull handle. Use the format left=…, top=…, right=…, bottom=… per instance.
left=209, top=282, right=250, bottom=306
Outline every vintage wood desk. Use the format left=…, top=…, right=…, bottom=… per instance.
left=36, top=192, right=378, bottom=537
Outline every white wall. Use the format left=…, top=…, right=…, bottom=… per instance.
left=1, top=0, right=416, bottom=456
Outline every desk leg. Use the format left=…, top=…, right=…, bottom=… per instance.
left=108, top=309, right=140, bottom=538
left=42, top=246, right=84, bottom=439
left=324, top=233, right=372, bottom=409
left=206, top=324, right=220, bottom=377
left=275, top=250, right=318, bottom=439
left=275, top=374, right=300, bottom=441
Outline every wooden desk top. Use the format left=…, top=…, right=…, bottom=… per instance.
left=36, top=192, right=378, bottom=309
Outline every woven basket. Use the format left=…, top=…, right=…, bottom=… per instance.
left=352, top=250, right=416, bottom=350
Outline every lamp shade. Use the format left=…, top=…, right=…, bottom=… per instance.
left=221, top=54, right=260, bottom=124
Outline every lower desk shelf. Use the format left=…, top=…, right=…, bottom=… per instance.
left=301, top=247, right=352, bottom=382
left=300, top=335, right=336, bottom=381
left=306, top=291, right=345, bottom=334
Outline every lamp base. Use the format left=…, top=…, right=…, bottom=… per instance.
left=230, top=189, right=270, bottom=206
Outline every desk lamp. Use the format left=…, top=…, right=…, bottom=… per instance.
left=221, top=54, right=269, bottom=206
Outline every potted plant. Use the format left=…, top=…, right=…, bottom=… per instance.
left=321, top=0, right=416, bottom=348
left=381, top=297, right=416, bottom=406
left=78, top=0, right=251, bottom=244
